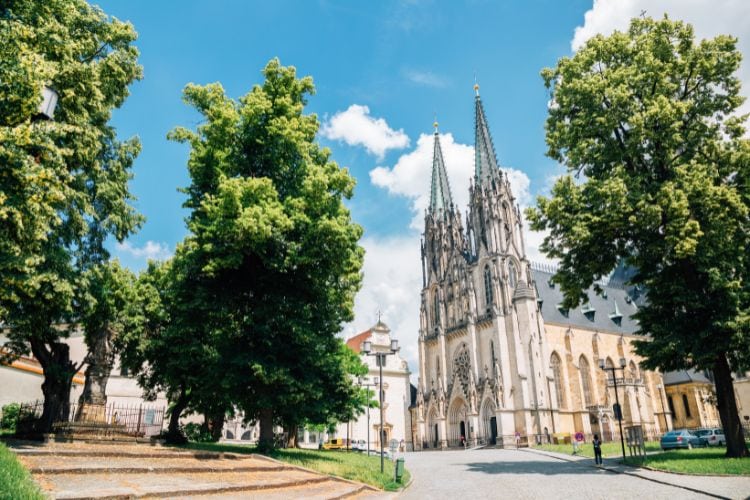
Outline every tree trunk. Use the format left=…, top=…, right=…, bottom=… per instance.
left=30, top=339, right=76, bottom=434
left=286, top=423, right=298, bottom=449
left=166, top=388, right=190, bottom=443
left=258, top=408, right=274, bottom=452
left=713, top=352, right=749, bottom=457
left=77, top=327, right=114, bottom=420
left=207, top=411, right=225, bottom=442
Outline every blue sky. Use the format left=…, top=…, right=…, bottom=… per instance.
left=96, top=0, right=749, bottom=371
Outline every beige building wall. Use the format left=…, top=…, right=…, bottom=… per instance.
left=665, top=383, right=720, bottom=429
left=735, top=377, right=750, bottom=426
left=544, top=322, right=668, bottom=441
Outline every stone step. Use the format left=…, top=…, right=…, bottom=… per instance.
left=35, top=469, right=330, bottom=499
left=166, top=478, right=369, bottom=500
left=14, top=447, right=257, bottom=460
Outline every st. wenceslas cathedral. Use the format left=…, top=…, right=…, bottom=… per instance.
left=414, top=85, right=676, bottom=448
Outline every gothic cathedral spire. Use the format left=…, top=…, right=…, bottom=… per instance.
left=473, top=84, right=502, bottom=185
left=429, top=121, right=453, bottom=214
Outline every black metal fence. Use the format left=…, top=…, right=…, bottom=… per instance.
left=14, top=400, right=165, bottom=438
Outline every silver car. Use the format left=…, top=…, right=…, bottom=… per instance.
left=694, top=428, right=726, bottom=446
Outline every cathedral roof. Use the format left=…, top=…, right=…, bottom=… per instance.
left=531, top=266, right=640, bottom=335
left=474, top=85, right=502, bottom=185
left=662, top=369, right=713, bottom=386
left=429, top=125, right=454, bottom=213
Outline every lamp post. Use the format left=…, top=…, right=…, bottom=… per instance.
left=656, top=384, right=670, bottom=432
left=361, top=337, right=399, bottom=473
left=599, top=357, right=627, bottom=463
left=358, top=376, right=377, bottom=458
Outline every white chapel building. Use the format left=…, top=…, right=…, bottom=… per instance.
left=339, top=320, right=412, bottom=451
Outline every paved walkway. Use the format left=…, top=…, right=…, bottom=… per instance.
left=399, top=448, right=750, bottom=500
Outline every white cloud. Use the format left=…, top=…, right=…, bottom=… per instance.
left=572, top=0, right=750, bottom=119
left=342, top=235, right=423, bottom=379
left=403, top=69, right=448, bottom=88
left=115, top=240, right=172, bottom=261
left=320, top=104, right=410, bottom=159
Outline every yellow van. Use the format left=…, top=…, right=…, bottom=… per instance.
left=321, top=438, right=347, bottom=450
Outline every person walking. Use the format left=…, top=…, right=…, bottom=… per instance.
left=593, top=434, right=603, bottom=466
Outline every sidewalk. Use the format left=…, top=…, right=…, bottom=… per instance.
left=523, top=447, right=750, bottom=500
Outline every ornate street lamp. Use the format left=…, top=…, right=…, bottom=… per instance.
left=361, top=337, right=399, bottom=473
left=358, top=376, right=378, bottom=458
left=599, top=357, right=627, bottom=463
left=38, top=86, right=59, bottom=120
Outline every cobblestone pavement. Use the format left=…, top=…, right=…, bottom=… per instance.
left=399, top=448, right=750, bottom=500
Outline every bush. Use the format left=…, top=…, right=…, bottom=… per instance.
left=183, top=422, right=216, bottom=443
left=1, top=403, right=21, bottom=433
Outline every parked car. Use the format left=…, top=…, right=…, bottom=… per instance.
left=351, top=439, right=366, bottom=451
left=694, top=428, right=726, bottom=446
left=660, top=429, right=708, bottom=450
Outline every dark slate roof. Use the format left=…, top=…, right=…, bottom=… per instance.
left=662, top=369, right=713, bottom=386
left=531, top=268, right=640, bottom=335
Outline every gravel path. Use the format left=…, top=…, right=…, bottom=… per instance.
left=399, top=448, right=750, bottom=500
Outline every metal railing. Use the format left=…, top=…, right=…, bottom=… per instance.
left=15, top=400, right=165, bottom=438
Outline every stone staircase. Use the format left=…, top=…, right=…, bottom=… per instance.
left=9, top=441, right=388, bottom=499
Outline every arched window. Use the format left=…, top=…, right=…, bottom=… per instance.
left=629, top=361, right=639, bottom=381
left=483, top=265, right=493, bottom=307
left=508, top=261, right=517, bottom=288
left=433, top=290, right=440, bottom=326
left=682, top=394, right=691, bottom=418
left=579, top=355, right=593, bottom=407
left=551, top=352, right=565, bottom=409
left=605, top=357, right=614, bottom=383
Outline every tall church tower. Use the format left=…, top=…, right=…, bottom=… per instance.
left=415, top=86, right=556, bottom=450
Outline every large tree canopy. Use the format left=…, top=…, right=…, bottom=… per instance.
left=0, top=0, right=142, bottom=430
left=123, top=59, right=365, bottom=446
left=528, top=16, right=750, bottom=457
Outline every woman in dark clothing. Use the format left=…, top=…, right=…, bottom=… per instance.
left=593, top=434, right=603, bottom=465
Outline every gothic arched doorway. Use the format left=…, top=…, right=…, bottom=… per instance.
left=448, top=397, right=468, bottom=447
left=480, top=398, right=497, bottom=444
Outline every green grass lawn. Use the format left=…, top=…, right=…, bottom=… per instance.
left=0, top=441, right=45, bottom=500
left=181, top=442, right=410, bottom=491
left=534, top=440, right=661, bottom=458
left=624, top=447, right=750, bottom=475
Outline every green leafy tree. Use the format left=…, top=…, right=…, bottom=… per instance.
left=168, top=59, right=364, bottom=450
left=528, top=16, right=750, bottom=457
left=277, top=341, right=369, bottom=448
left=0, top=0, right=142, bottom=431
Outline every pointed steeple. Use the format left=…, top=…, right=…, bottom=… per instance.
left=474, top=84, right=501, bottom=185
left=429, top=121, right=453, bottom=213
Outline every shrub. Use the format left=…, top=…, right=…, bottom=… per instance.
left=183, top=422, right=216, bottom=443
left=1, top=403, right=21, bottom=433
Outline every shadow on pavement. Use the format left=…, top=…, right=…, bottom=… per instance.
left=463, top=459, right=607, bottom=476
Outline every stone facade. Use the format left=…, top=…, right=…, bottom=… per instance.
left=414, top=89, right=672, bottom=449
